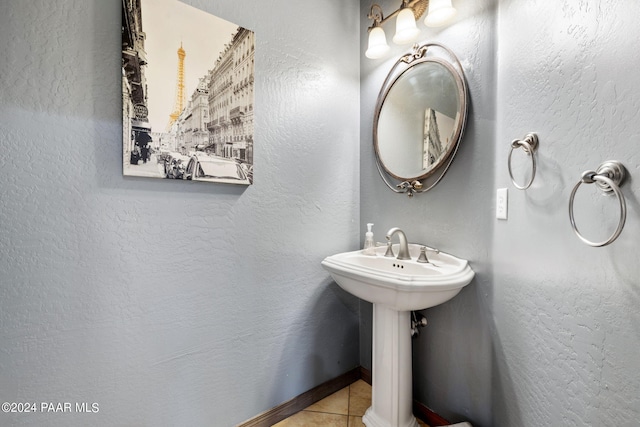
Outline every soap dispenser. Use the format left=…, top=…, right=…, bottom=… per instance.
left=363, top=223, right=376, bottom=255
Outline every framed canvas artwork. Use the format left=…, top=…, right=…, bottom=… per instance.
left=122, top=0, right=255, bottom=185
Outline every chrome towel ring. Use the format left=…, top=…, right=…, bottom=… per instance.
left=568, top=161, right=627, bottom=247
left=508, top=133, right=539, bottom=190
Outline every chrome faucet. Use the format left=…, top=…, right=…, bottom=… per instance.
left=385, top=227, right=411, bottom=260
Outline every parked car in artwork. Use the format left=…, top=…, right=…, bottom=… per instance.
left=183, top=154, right=251, bottom=185
left=156, top=150, right=170, bottom=164
left=164, top=152, right=190, bottom=179
left=237, top=160, right=253, bottom=184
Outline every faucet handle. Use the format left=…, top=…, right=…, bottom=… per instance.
left=384, top=241, right=395, bottom=258
left=417, top=246, right=429, bottom=263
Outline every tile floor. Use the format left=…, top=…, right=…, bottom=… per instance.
left=272, top=380, right=429, bottom=427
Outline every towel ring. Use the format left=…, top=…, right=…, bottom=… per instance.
left=568, top=161, right=627, bottom=247
left=508, top=133, right=539, bottom=190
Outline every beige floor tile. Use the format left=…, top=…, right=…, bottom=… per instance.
left=272, top=410, right=348, bottom=427
left=305, top=386, right=349, bottom=415
left=348, top=415, right=365, bottom=427
left=272, top=379, right=431, bottom=427
left=348, top=380, right=372, bottom=416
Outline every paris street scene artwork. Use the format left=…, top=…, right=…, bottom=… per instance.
left=122, top=0, right=255, bottom=185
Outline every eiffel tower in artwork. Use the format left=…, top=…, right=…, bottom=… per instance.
left=167, top=43, right=186, bottom=131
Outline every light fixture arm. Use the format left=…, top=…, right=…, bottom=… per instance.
left=367, top=4, right=385, bottom=27
left=367, top=0, right=429, bottom=31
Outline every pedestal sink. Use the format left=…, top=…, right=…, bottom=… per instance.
left=321, top=243, right=474, bottom=427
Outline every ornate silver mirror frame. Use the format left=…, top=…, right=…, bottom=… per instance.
left=373, top=43, right=468, bottom=197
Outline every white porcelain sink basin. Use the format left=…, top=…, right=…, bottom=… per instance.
left=321, top=243, right=474, bottom=311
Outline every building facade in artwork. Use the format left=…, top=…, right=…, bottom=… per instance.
left=121, top=0, right=150, bottom=164
left=207, top=28, right=255, bottom=163
left=183, top=76, right=211, bottom=152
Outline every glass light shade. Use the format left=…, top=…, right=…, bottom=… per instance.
left=392, top=8, right=420, bottom=45
left=365, top=26, right=390, bottom=59
left=424, top=0, right=457, bottom=27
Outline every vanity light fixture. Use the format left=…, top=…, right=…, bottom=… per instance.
left=424, top=0, right=457, bottom=27
left=365, top=0, right=457, bottom=59
left=392, top=4, right=421, bottom=45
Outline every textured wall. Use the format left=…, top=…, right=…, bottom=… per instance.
left=0, top=1, right=360, bottom=426
left=361, top=1, right=640, bottom=426
left=493, top=1, right=640, bottom=425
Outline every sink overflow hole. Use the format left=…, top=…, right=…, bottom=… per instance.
left=392, top=264, right=404, bottom=269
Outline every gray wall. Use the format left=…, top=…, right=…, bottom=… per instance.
left=361, top=1, right=640, bottom=426
left=0, top=1, right=360, bottom=426
left=3, top=0, right=640, bottom=426
left=493, top=1, right=640, bottom=425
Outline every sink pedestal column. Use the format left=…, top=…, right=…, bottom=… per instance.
left=363, top=304, right=419, bottom=427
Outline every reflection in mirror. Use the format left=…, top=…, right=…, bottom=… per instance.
left=377, top=61, right=461, bottom=178
left=373, top=43, right=467, bottom=196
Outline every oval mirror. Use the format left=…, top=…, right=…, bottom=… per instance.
left=373, top=44, right=468, bottom=196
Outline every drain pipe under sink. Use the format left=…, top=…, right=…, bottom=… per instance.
left=411, top=311, right=428, bottom=337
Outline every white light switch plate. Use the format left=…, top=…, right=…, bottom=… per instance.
left=496, top=188, right=508, bottom=220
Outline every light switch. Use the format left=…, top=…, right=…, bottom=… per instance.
left=496, top=188, right=508, bottom=220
